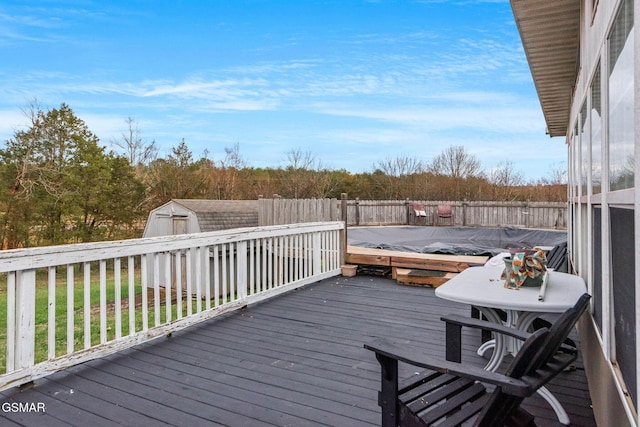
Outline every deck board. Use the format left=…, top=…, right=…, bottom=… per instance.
left=0, top=275, right=596, bottom=426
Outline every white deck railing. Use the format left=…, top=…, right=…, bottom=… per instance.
left=0, top=221, right=344, bottom=391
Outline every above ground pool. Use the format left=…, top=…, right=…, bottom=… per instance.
left=347, top=226, right=567, bottom=256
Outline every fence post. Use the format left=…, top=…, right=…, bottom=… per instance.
left=272, top=194, right=279, bottom=226
left=405, top=198, right=411, bottom=225
left=15, top=269, right=36, bottom=370
left=462, top=199, right=468, bottom=226
left=557, top=207, right=565, bottom=229
left=355, top=198, right=361, bottom=226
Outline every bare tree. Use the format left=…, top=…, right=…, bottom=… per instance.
left=285, top=148, right=316, bottom=171
left=428, top=145, right=482, bottom=179
left=488, top=161, right=524, bottom=187
left=538, top=162, right=568, bottom=185
left=307, top=159, right=342, bottom=198
left=488, top=161, right=525, bottom=200
left=278, top=148, right=314, bottom=198
left=112, top=117, right=158, bottom=167
left=279, top=148, right=342, bottom=198
left=222, top=142, right=246, bottom=169
left=214, top=142, right=246, bottom=199
left=368, top=156, right=422, bottom=199
left=374, top=156, right=424, bottom=177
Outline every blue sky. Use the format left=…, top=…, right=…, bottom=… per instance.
left=0, top=0, right=567, bottom=181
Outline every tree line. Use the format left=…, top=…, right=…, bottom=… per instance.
left=0, top=103, right=566, bottom=249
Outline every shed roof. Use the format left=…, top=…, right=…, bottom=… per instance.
left=510, top=0, right=581, bottom=137
left=171, top=199, right=259, bottom=232
left=172, top=199, right=258, bottom=213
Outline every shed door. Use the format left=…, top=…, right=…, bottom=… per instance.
left=173, top=216, right=188, bottom=235
left=172, top=216, right=189, bottom=291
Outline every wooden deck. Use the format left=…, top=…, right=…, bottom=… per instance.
left=0, top=275, right=595, bottom=426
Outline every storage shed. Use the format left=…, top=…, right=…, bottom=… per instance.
left=143, top=199, right=259, bottom=238
left=142, top=199, right=259, bottom=298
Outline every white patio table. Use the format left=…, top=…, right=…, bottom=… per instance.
left=435, top=263, right=587, bottom=425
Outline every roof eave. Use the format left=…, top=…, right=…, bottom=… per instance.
left=510, top=0, right=581, bottom=138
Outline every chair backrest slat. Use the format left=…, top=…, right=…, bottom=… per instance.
left=475, top=293, right=591, bottom=426
left=474, top=328, right=550, bottom=426
left=522, top=293, right=590, bottom=375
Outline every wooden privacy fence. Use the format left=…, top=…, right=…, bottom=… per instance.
left=258, top=198, right=341, bottom=226
left=0, top=222, right=343, bottom=391
left=259, top=197, right=567, bottom=230
left=348, top=200, right=567, bottom=229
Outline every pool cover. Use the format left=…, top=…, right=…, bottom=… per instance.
left=347, top=226, right=567, bottom=257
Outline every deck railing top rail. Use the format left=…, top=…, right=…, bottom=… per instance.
left=0, top=221, right=343, bottom=272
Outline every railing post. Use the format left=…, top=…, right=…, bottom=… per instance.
left=15, top=269, right=36, bottom=369
left=313, top=232, right=322, bottom=275
left=341, top=193, right=348, bottom=266
left=205, top=247, right=212, bottom=309
left=237, top=241, right=248, bottom=300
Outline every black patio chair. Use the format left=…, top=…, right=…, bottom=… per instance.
left=546, top=242, right=568, bottom=273
left=365, top=293, right=591, bottom=426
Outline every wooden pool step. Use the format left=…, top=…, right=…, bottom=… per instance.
left=345, top=246, right=488, bottom=272
left=393, top=268, right=457, bottom=288
left=345, top=245, right=487, bottom=288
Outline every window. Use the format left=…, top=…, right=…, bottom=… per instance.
left=592, top=207, right=602, bottom=331
left=580, top=102, right=589, bottom=196
left=572, top=124, right=580, bottom=199
left=590, top=63, right=602, bottom=194
left=569, top=128, right=579, bottom=273
left=607, top=0, right=634, bottom=191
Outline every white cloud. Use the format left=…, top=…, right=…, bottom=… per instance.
left=310, top=101, right=544, bottom=134
left=0, top=108, right=27, bottom=142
